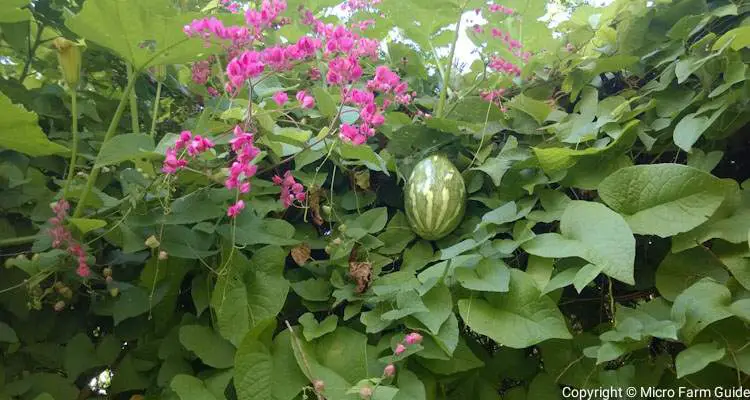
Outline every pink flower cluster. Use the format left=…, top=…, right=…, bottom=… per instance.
left=48, top=199, right=90, bottom=278
left=221, top=0, right=241, bottom=13
left=326, top=56, right=363, bottom=85
left=336, top=66, right=411, bottom=145
left=489, top=56, right=522, bottom=76
left=184, top=17, right=252, bottom=45
left=226, top=126, right=261, bottom=194
left=245, top=0, right=287, bottom=32
left=191, top=60, right=211, bottom=85
left=394, top=332, right=423, bottom=355
left=489, top=3, right=514, bottom=14
left=272, top=171, right=306, bottom=208
left=225, top=36, right=321, bottom=92
left=227, top=200, right=245, bottom=217
left=342, top=0, right=382, bottom=11
left=480, top=88, right=506, bottom=104
left=162, top=131, right=215, bottom=174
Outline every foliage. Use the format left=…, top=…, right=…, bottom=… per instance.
left=1, top=0, right=750, bottom=399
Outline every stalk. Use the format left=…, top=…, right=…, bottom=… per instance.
left=73, top=74, right=138, bottom=217
left=0, top=235, right=37, bottom=248
left=127, top=64, right=140, bottom=134
left=435, top=7, right=465, bottom=118
left=150, top=80, right=163, bottom=138
left=62, top=90, right=78, bottom=199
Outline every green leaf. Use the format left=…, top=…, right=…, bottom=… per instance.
left=179, top=325, right=236, bottom=368
left=533, top=120, right=638, bottom=174
left=66, top=0, right=217, bottom=68
left=413, top=283, right=452, bottom=334
left=598, top=164, right=726, bottom=237
left=671, top=278, right=733, bottom=343
left=112, top=285, right=167, bottom=324
left=471, top=136, right=530, bottom=186
left=458, top=269, right=572, bottom=348
left=170, top=375, right=219, bottom=400
left=523, top=201, right=636, bottom=285
left=655, top=248, right=729, bottom=301
left=313, top=87, right=338, bottom=117
left=455, top=258, right=511, bottom=293
left=673, top=106, right=728, bottom=152
left=351, top=207, right=389, bottom=234
left=291, top=278, right=332, bottom=302
left=713, top=25, right=750, bottom=51
left=211, top=247, right=289, bottom=347
left=271, top=330, right=309, bottom=400
left=299, top=313, right=338, bottom=341
left=0, top=92, right=69, bottom=157
left=64, top=333, right=100, bottom=380
left=393, top=369, right=426, bottom=400
left=507, top=94, right=553, bottom=124
left=94, top=133, right=156, bottom=167
left=676, top=342, right=726, bottom=378
left=0, top=0, right=33, bottom=22
left=68, top=218, right=107, bottom=235
left=0, top=322, right=18, bottom=343
left=234, top=337, right=273, bottom=400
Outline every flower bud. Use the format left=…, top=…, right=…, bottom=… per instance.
left=332, top=238, right=342, bottom=245
left=109, top=288, right=119, bottom=297
left=383, top=364, right=395, bottom=377
left=31, top=253, right=40, bottom=262
left=105, top=276, right=113, bottom=284
left=54, top=300, right=66, bottom=312
left=102, top=267, right=113, bottom=277
left=359, top=386, right=373, bottom=399
left=60, top=287, right=73, bottom=299
left=158, top=250, right=169, bottom=260
left=313, top=380, right=325, bottom=393
left=405, top=332, right=423, bottom=345
left=52, top=37, right=82, bottom=87
left=394, top=343, right=406, bottom=355
left=145, top=235, right=160, bottom=249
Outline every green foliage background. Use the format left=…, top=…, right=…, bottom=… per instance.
left=1, top=0, right=750, bottom=399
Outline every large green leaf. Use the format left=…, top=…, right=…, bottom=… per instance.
left=671, top=278, right=733, bottom=343
left=66, top=0, right=216, bottom=69
left=171, top=375, right=219, bottom=400
left=655, top=247, right=729, bottom=301
left=523, top=201, right=636, bottom=285
left=235, top=336, right=273, bottom=400
left=179, top=325, right=236, bottom=368
left=598, top=164, right=726, bottom=237
left=0, top=92, right=69, bottom=157
left=458, top=269, right=571, bottom=348
left=94, top=133, right=156, bottom=167
left=211, top=247, right=289, bottom=346
left=675, top=342, right=726, bottom=378
left=533, top=120, right=638, bottom=174
left=0, top=0, right=32, bottom=22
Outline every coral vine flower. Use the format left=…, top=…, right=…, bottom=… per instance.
left=47, top=199, right=91, bottom=278
left=227, top=200, right=245, bottom=218
left=272, top=91, right=289, bottom=106
left=272, top=171, right=306, bottom=208
left=296, top=91, right=315, bottom=109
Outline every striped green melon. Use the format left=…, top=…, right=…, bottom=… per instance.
left=404, top=155, right=467, bottom=240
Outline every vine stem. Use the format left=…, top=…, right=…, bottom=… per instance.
left=73, top=71, right=138, bottom=217
left=19, top=21, right=43, bottom=84
left=63, top=89, right=78, bottom=198
left=435, top=4, right=466, bottom=118
left=149, top=80, right=163, bottom=138
left=126, top=64, right=140, bottom=134
left=0, top=235, right=37, bottom=248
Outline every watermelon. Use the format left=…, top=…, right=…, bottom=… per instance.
left=404, top=154, right=467, bottom=240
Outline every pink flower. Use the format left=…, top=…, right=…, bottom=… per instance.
left=272, top=171, right=305, bottom=208
left=394, top=343, right=406, bottom=355
left=47, top=200, right=92, bottom=278
left=327, top=56, right=363, bottom=86
left=227, top=200, right=245, bottom=218
left=383, top=364, right=395, bottom=377
left=405, top=332, right=423, bottom=345
left=296, top=91, right=315, bottom=109
left=273, top=91, right=289, bottom=106
left=162, top=148, right=188, bottom=174
left=472, top=24, right=484, bottom=34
